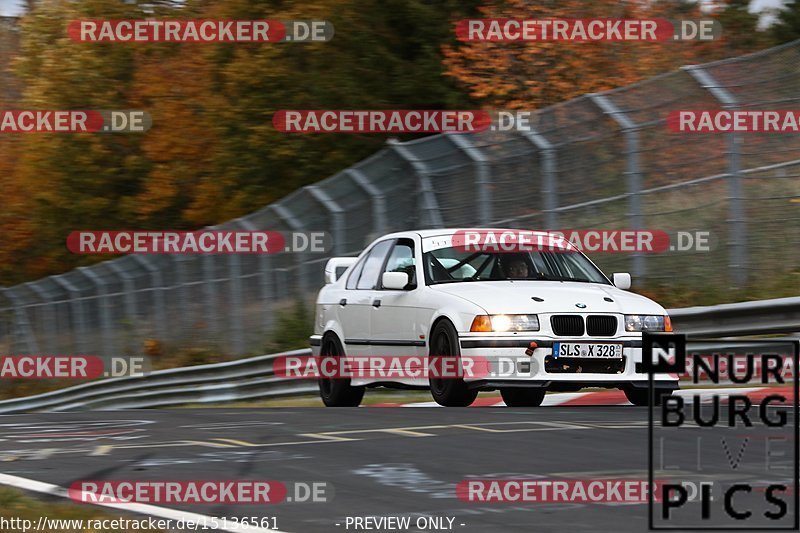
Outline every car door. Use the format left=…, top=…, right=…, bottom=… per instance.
left=369, top=238, right=427, bottom=363
left=340, top=239, right=394, bottom=356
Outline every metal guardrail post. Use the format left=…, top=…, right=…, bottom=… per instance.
left=446, top=133, right=492, bottom=226
left=589, top=93, right=646, bottom=280
left=521, top=129, right=559, bottom=229
left=306, top=185, right=345, bottom=255
left=78, top=266, right=114, bottom=356
left=684, top=66, right=747, bottom=288
left=130, top=256, right=168, bottom=345
left=387, top=139, right=444, bottom=228
left=348, top=168, right=388, bottom=237
left=52, top=275, right=86, bottom=353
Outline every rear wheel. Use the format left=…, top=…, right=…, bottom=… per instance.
left=501, top=388, right=546, bottom=407
left=318, top=335, right=365, bottom=407
left=624, top=386, right=672, bottom=406
left=429, top=320, right=478, bottom=407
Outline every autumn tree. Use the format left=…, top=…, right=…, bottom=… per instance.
left=442, top=0, right=745, bottom=110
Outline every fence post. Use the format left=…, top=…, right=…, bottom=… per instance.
left=235, top=217, right=274, bottom=338
left=685, top=65, right=747, bottom=288
left=589, top=93, right=646, bottom=280
left=270, top=203, right=309, bottom=295
left=1, top=288, right=38, bottom=353
left=446, top=133, right=492, bottom=225
left=107, top=261, right=137, bottom=354
left=306, top=185, right=345, bottom=255
left=201, top=253, right=218, bottom=339
left=25, top=282, right=55, bottom=354
left=52, top=275, right=86, bottom=353
left=170, top=255, right=190, bottom=344
left=387, top=139, right=444, bottom=228
left=522, top=129, right=559, bottom=229
left=78, top=266, right=114, bottom=356
left=348, top=168, right=387, bottom=237
left=130, top=255, right=168, bottom=346
left=227, top=253, right=245, bottom=356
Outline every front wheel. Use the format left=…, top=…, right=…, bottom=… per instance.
left=318, top=335, right=365, bottom=407
left=428, top=321, right=478, bottom=407
left=624, top=386, right=672, bottom=406
left=501, top=388, right=546, bottom=407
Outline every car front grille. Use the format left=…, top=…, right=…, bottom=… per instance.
left=587, top=315, right=617, bottom=336
left=550, top=315, right=585, bottom=336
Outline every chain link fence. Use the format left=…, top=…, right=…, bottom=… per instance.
left=1, top=41, right=799, bottom=357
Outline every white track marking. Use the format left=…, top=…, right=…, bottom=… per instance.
left=0, top=473, right=292, bottom=533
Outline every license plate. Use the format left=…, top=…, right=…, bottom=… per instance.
left=552, top=342, right=623, bottom=359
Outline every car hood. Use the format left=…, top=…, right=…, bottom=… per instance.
left=429, top=280, right=665, bottom=315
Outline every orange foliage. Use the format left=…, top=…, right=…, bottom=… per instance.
left=443, top=0, right=720, bottom=110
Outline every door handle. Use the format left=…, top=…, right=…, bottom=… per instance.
left=339, top=298, right=347, bottom=306
left=372, top=299, right=382, bottom=308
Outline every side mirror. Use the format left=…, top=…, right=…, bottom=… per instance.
left=612, top=272, right=631, bottom=290
left=382, top=271, right=410, bottom=290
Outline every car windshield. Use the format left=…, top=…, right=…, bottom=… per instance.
left=423, top=247, right=610, bottom=285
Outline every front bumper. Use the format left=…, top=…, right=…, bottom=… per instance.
left=459, top=335, right=678, bottom=388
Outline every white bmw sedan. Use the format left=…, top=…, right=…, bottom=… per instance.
left=309, top=229, right=678, bottom=407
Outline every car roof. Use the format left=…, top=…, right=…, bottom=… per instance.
left=407, top=228, right=554, bottom=239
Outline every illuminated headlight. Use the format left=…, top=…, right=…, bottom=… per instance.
left=471, top=314, right=540, bottom=332
left=624, top=314, right=672, bottom=332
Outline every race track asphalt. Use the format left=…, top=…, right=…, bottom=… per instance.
left=0, top=406, right=796, bottom=532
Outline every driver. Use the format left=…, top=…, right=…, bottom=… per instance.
left=504, top=256, right=529, bottom=279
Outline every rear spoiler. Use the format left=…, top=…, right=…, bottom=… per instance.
left=324, top=257, right=358, bottom=284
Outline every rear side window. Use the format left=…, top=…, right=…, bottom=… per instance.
left=349, top=239, right=394, bottom=290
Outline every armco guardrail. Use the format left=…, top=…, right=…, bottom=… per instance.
left=0, top=297, right=797, bottom=413
left=0, top=349, right=316, bottom=414
left=669, top=296, right=800, bottom=337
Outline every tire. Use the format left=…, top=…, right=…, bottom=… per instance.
left=501, top=388, right=546, bottom=407
left=624, top=386, right=672, bottom=406
left=428, top=320, right=478, bottom=407
left=318, top=335, right=365, bottom=407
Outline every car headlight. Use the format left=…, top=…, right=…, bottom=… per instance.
left=470, top=314, right=540, bottom=332
left=624, top=314, right=672, bottom=332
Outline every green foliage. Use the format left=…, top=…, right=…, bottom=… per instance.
left=772, top=0, right=800, bottom=44
left=267, top=299, right=314, bottom=352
